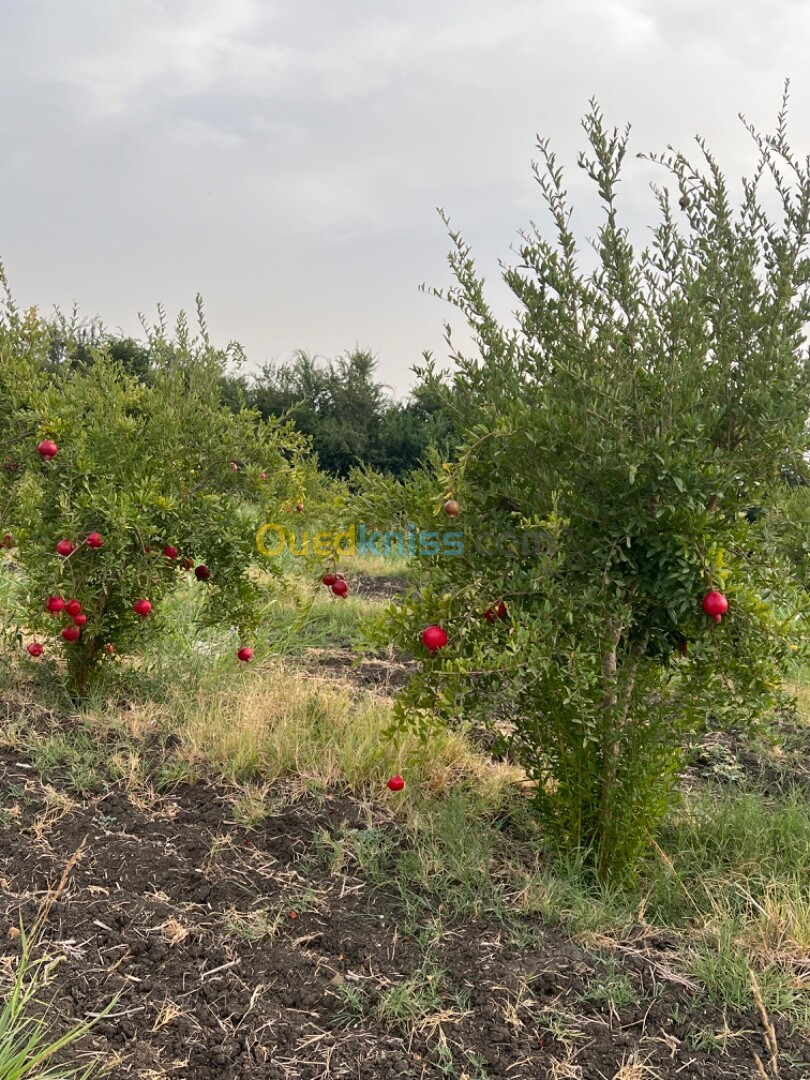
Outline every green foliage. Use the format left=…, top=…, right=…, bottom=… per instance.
left=1, top=275, right=308, bottom=696
left=44, top=321, right=153, bottom=382
left=360, top=90, right=810, bottom=881
left=244, top=349, right=452, bottom=477
left=39, top=322, right=453, bottom=479
left=770, top=478, right=810, bottom=587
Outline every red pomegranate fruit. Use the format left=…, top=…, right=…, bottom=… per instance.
left=702, top=590, right=728, bottom=623
left=421, top=625, right=449, bottom=652
left=37, top=439, right=58, bottom=459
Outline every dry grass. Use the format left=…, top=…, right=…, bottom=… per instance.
left=150, top=661, right=523, bottom=801
left=328, top=551, right=412, bottom=578
left=611, top=1058, right=661, bottom=1079
left=751, top=968, right=780, bottom=1078
left=786, top=680, right=810, bottom=721
left=741, top=884, right=810, bottom=963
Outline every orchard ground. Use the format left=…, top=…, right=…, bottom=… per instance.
left=2, top=553, right=810, bottom=1079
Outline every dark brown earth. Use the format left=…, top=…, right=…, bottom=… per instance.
left=685, top=716, right=810, bottom=797
left=345, top=573, right=412, bottom=602
left=298, top=647, right=416, bottom=692
left=2, top=737, right=807, bottom=1080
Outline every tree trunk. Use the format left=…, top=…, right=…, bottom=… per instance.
left=597, top=621, right=621, bottom=877
left=597, top=623, right=647, bottom=880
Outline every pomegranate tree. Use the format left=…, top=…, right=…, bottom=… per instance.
left=0, top=294, right=308, bottom=696
left=360, top=96, right=810, bottom=880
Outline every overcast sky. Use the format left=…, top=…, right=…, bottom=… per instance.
left=2, top=1, right=809, bottom=395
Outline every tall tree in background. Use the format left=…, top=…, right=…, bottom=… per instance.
left=40, top=317, right=449, bottom=478
left=246, top=349, right=449, bottom=477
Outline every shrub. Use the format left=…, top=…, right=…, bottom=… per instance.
left=361, top=90, right=810, bottom=881
left=1, top=276, right=308, bottom=696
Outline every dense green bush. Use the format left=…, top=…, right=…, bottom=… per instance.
left=41, top=322, right=453, bottom=480
left=1, top=275, right=308, bottom=696
left=361, top=93, right=810, bottom=881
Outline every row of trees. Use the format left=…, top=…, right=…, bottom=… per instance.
left=222, top=350, right=451, bottom=478
left=43, top=322, right=451, bottom=479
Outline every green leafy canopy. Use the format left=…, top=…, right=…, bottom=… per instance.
left=359, top=87, right=810, bottom=881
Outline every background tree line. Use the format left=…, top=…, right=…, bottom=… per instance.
left=44, top=323, right=451, bottom=479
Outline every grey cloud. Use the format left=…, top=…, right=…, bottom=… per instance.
left=1, top=0, right=809, bottom=391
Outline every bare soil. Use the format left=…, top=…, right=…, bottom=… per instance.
left=345, top=573, right=412, bottom=602
left=297, top=647, right=416, bottom=693
left=1, top=736, right=807, bottom=1079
